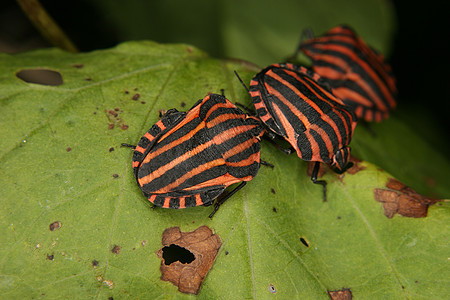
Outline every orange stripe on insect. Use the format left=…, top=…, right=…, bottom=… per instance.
left=162, top=198, right=171, bottom=208
left=178, top=197, right=186, bottom=209
left=142, top=121, right=206, bottom=164
left=157, top=159, right=226, bottom=193
left=148, top=194, right=157, bottom=204
left=195, top=194, right=203, bottom=206
left=135, top=145, right=146, bottom=154
left=139, top=138, right=215, bottom=185
left=144, top=132, right=155, bottom=141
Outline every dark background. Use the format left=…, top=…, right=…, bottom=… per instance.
left=1, top=0, right=448, bottom=158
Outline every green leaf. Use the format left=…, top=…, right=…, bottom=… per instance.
left=1, top=41, right=448, bottom=299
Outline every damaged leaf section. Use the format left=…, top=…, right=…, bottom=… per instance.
left=16, top=69, right=63, bottom=86
left=156, top=226, right=222, bottom=294
left=328, top=288, right=352, bottom=300
left=374, top=178, right=439, bottom=218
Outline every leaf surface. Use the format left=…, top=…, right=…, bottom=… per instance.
left=0, top=43, right=448, bottom=299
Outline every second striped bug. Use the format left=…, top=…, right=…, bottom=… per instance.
left=245, top=63, right=357, bottom=201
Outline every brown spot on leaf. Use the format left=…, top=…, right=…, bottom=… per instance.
left=111, top=245, right=120, bottom=254
left=374, top=178, right=439, bottom=218
left=92, top=260, right=99, bottom=267
left=307, top=161, right=326, bottom=178
left=66, top=147, right=72, bottom=152
left=72, top=64, right=84, bottom=68
left=106, top=108, right=128, bottom=130
left=47, top=254, right=54, bottom=261
left=103, top=280, right=114, bottom=289
left=345, top=156, right=366, bottom=175
left=132, top=93, right=140, bottom=100
left=328, top=288, right=352, bottom=300
left=109, top=147, right=114, bottom=152
left=49, top=221, right=61, bottom=231
left=156, top=226, right=222, bottom=294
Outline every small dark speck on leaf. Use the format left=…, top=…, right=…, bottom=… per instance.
left=114, top=108, right=119, bottom=111
left=72, top=64, right=84, bottom=68
left=108, top=297, right=114, bottom=300
left=141, top=101, right=146, bottom=104
left=134, top=87, right=138, bottom=91
left=47, top=254, right=54, bottom=261
left=109, top=147, right=114, bottom=152
left=112, top=174, right=119, bottom=178
left=299, top=237, right=309, bottom=247
left=337, top=216, right=341, bottom=219
left=92, top=260, right=99, bottom=267
left=132, top=93, right=140, bottom=100
left=49, top=221, right=61, bottom=231
left=66, top=147, right=72, bottom=152
left=108, top=124, right=114, bottom=129
left=121, top=124, right=129, bottom=130
left=270, top=188, right=276, bottom=194
left=272, top=207, right=277, bottom=213
left=124, top=89, right=129, bottom=94
left=181, top=102, right=186, bottom=108
left=85, top=78, right=92, bottom=81
left=111, top=245, right=120, bottom=254
left=108, top=110, right=118, bottom=117
left=225, top=251, right=229, bottom=255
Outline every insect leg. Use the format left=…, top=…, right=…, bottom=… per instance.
left=311, top=161, right=327, bottom=202
left=121, top=143, right=136, bottom=149
left=209, top=182, right=247, bottom=218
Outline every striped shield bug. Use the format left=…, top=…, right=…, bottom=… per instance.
left=298, top=25, right=397, bottom=122
left=247, top=63, right=357, bottom=200
left=123, top=93, right=265, bottom=217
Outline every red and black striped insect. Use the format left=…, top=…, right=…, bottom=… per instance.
left=298, top=25, right=397, bottom=122
left=123, top=93, right=265, bottom=217
left=247, top=63, right=357, bottom=200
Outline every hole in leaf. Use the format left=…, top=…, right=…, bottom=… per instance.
left=162, top=244, right=195, bottom=265
left=16, top=69, right=63, bottom=86
left=299, top=237, right=309, bottom=247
